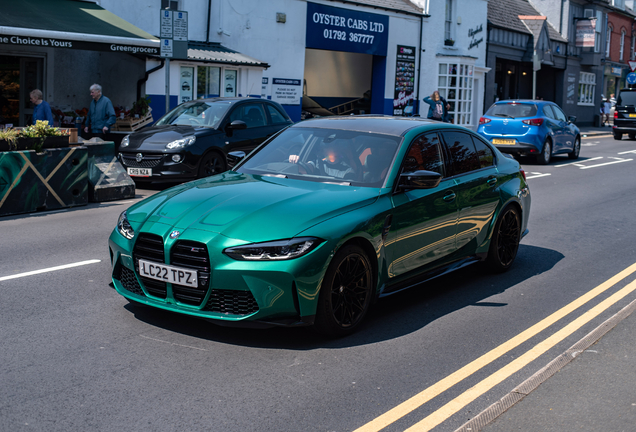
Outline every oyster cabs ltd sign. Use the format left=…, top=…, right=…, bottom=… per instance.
left=0, top=34, right=159, bottom=55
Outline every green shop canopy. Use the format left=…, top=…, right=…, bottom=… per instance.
left=0, top=0, right=160, bottom=55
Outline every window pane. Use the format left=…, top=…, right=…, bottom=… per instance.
left=442, top=131, right=480, bottom=174
left=471, top=136, right=494, bottom=168
left=197, top=66, right=220, bottom=99
left=403, top=133, right=445, bottom=175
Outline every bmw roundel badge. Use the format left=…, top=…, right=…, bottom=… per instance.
left=169, top=230, right=181, bottom=239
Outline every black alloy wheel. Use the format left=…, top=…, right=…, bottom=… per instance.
left=486, top=206, right=521, bottom=272
left=314, top=245, right=373, bottom=337
left=537, top=139, right=551, bottom=165
left=568, top=137, right=580, bottom=160
left=198, top=151, right=227, bottom=178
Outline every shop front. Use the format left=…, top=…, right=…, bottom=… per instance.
left=0, top=0, right=160, bottom=128
left=604, top=63, right=627, bottom=99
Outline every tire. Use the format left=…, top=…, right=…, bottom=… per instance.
left=630, top=134, right=636, bottom=140
left=486, top=206, right=521, bottom=273
left=536, top=139, right=551, bottom=165
left=568, top=136, right=580, bottom=160
left=198, top=151, right=227, bottom=178
left=614, top=133, right=623, bottom=141
left=314, top=245, right=373, bottom=337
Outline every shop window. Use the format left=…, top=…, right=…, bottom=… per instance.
left=438, top=62, right=474, bottom=126
left=197, top=66, right=220, bottom=99
left=180, top=66, right=194, bottom=104
left=578, top=72, right=596, bottom=106
left=224, top=70, right=237, bottom=97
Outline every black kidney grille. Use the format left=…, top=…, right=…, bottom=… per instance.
left=203, top=289, right=259, bottom=316
left=120, top=154, right=163, bottom=168
left=133, top=233, right=167, bottom=299
left=170, top=240, right=211, bottom=306
left=119, top=266, right=144, bottom=296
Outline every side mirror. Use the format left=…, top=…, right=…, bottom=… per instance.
left=568, top=115, right=577, bottom=124
left=225, top=120, right=247, bottom=137
left=398, top=170, right=443, bottom=190
left=227, top=150, right=246, bottom=168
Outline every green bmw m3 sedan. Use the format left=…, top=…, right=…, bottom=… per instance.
left=108, top=116, right=531, bottom=336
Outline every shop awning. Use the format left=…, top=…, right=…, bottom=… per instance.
left=186, top=42, right=270, bottom=68
left=0, top=0, right=160, bottom=55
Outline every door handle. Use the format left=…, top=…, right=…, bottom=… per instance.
left=443, top=191, right=456, bottom=202
left=487, top=177, right=497, bottom=187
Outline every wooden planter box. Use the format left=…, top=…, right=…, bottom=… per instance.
left=113, top=108, right=153, bottom=132
left=0, top=135, right=71, bottom=152
left=0, top=147, right=88, bottom=217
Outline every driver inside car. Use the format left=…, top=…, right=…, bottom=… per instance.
left=289, top=141, right=356, bottom=180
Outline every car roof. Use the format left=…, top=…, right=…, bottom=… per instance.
left=186, top=97, right=276, bottom=104
left=291, top=115, right=464, bottom=136
left=493, top=99, right=553, bottom=105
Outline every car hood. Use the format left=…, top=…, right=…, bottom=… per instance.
left=124, top=125, right=218, bottom=150
left=127, top=172, right=380, bottom=243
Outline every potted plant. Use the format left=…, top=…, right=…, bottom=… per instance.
left=444, top=38, right=455, bottom=46
left=0, top=121, right=70, bottom=152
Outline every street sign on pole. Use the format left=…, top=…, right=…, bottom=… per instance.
left=629, top=61, right=636, bottom=72
left=626, top=72, right=636, bottom=85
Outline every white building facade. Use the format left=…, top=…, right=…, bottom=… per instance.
left=98, top=0, right=489, bottom=127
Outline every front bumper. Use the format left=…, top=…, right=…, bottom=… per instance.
left=108, top=227, right=332, bottom=327
left=119, top=152, right=199, bottom=182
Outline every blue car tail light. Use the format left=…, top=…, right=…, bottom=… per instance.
left=522, top=118, right=544, bottom=126
left=479, top=117, right=491, bottom=125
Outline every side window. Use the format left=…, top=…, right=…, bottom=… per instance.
left=229, top=104, right=267, bottom=128
left=402, top=133, right=445, bottom=176
left=552, top=105, right=567, bottom=122
left=441, top=131, right=480, bottom=175
left=266, top=104, right=288, bottom=124
left=471, top=136, right=495, bottom=168
left=542, top=104, right=556, bottom=119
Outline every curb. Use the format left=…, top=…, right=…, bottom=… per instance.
left=453, top=297, right=636, bottom=432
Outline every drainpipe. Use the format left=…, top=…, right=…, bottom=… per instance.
left=206, top=0, right=212, bottom=42
left=416, top=14, right=424, bottom=116
left=137, top=58, right=166, bottom=101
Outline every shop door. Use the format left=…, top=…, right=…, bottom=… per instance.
left=224, top=69, right=237, bottom=97
left=20, top=58, right=44, bottom=126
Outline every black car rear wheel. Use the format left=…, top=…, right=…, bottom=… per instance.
left=314, top=245, right=373, bottom=337
left=568, top=137, right=580, bottom=159
left=198, top=151, right=227, bottom=178
left=614, top=133, right=623, bottom=140
left=537, top=139, right=551, bottom=165
left=486, top=206, right=521, bottom=273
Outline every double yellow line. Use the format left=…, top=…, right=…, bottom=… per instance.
left=355, top=262, right=636, bottom=432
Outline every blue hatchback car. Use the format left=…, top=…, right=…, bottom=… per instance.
left=477, top=100, right=581, bottom=164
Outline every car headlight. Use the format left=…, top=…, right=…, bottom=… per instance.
left=224, top=237, right=322, bottom=261
left=120, top=135, right=130, bottom=148
left=117, top=210, right=135, bottom=240
left=166, top=135, right=196, bottom=149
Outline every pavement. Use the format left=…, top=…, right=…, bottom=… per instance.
left=578, top=124, right=616, bottom=138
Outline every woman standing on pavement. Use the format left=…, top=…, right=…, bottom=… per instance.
left=423, top=91, right=450, bottom=122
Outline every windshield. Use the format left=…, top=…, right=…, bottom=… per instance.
left=486, top=103, right=537, bottom=118
left=237, top=127, right=401, bottom=187
left=155, top=101, right=230, bottom=128
left=617, top=91, right=636, bottom=106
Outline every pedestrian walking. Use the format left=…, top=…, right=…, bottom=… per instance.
left=83, top=83, right=116, bottom=139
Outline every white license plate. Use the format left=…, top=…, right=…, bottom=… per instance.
left=128, top=167, right=152, bottom=177
left=138, top=259, right=198, bottom=288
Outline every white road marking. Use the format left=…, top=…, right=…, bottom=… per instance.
left=554, top=157, right=604, bottom=168
left=0, top=259, right=101, bottom=282
left=618, top=150, right=636, bottom=154
left=580, top=157, right=633, bottom=169
left=526, top=173, right=551, bottom=179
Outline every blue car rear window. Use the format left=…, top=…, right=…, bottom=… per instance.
left=486, top=103, right=538, bottom=118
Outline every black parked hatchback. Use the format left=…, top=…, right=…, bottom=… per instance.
left=612, top=88, right=636, bottom=140
left=118, top=98, right=293, bottom=182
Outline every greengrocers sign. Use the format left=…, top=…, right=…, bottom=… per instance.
left=0, top=34, right=159, bottom=55
left=306, top=2, right=389, bottom=56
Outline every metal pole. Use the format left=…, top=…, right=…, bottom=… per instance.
left=165, top=58, right=170, bottom=115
